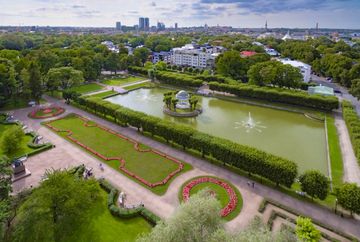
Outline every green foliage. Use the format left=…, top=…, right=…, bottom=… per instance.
left=248, top=60, right=303, bottom=88
left=75, top=96, right=298, bottom=187
left=215, top=50, right=248, bottom=80
left=1, top=126, right=24, bottom=156
left=28, top=62, right=43, bottom=103
left=10, top=170, right=102, bottom=242
left=46, top=66, right=84, bottom=90
left=278, top=40, right=319, bottom=64
left=342, top=101, right=360, bottom=164
left=336, top=183, right=360, bottom=215
left=295, top=217, right=321, bottom=242
left=350, top=79, right=360, bottom=100
left=0, top=58, right=16, bottom=107
left=299, top=170, right=330, bottom=200
left=134, top=47, right=151, bottom=65
left=209, top=82, right=338, bottom=111
left=156, top=71, right=203, bottom=87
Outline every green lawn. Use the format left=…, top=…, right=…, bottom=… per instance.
left=68, top=83, right=104, bottom=94
left=45, top=114, right=192, bottom=195
left=124, top=82, right=153, bottom=91
left=90, top=90, right=118, bottom=99
left=102, top=76, right=145, bottom=86
left=0, top=97, right=46, bottom=111
left=63, top=189, right=151, bottom=242
left=326, top=115, right=343, bottom=188
left=0, top=123, right=38, bottom=159
left=178, top=176, right=243, bottom=221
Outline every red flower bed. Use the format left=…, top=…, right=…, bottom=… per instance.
left=45, top=115, right=184, bottom=188
left=29, top=106, right=65, bottom=119
left=182, top=177, right=238, bottom=217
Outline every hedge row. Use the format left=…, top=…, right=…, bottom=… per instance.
left=209, top=82, right=339, bottom=111
left=128, top=66, right=149, bottom=76
left=155, top=71, right=203, bottom=88
left=98, top=178, right=161, bottom=224
left=342, top=101, right=360, bottom=164
left=75, top=96, right=298, bottom=187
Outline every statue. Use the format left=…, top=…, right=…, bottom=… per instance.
left=12, top=159, right=26, bottom=175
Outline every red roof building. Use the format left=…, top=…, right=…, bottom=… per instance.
left=240, top=51, right=257, bottom=57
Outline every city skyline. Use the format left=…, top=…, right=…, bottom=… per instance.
left=0, top=0, right=360, bottom=29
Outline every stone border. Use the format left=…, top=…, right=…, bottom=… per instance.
left=163, top=106, right=202, bottom=118
left=28, top=106, right=65, bottom=119
left=44, top=114, right=184, bottom=188
left=182, top=176, right=238, bottom=217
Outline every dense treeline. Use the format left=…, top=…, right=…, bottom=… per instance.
left=155, top=72, right=203, bottom=87
left=73, top=95, right=298, bottom=188
left=342, top=101, right=360, bottom=164
left=209, top=82, right=339, bottom=111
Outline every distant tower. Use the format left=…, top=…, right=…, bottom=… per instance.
left=316, top=22, right=319, bottom=31
left=116, top=22, right=121, bottom=30
left=265, top=20, right=268, bottom=31
left=175, top=23, right=178, bottom=30
left=144, top=17, right=150, bottom=31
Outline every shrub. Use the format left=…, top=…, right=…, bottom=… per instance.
left=140, top=209, right=161, bottom=225
left=75, top=96, right=298, bottom=187
left=299, top=170, right=330, bottom=200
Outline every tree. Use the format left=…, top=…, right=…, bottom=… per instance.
left=1, top=126, right=24, bottom=156
left=0, top=156, right=12, bottom=223
left=299, top=170, right=329, bottom=200
left=295, top=217, right=321, bottom=242
left=350, top=79, right=360, bottom=100
left=28, top=62, right=43, bottom=103
left=104, top=53, right=120, bottom=74
left=215, top=51, right=247, bottom=80
left=11, top=169, right=101, bottom=242
left=0, top=58, right=16, bottom=106
left=336, top=183, right=360, bottom=215
left=46, top=67, right=84, bottom=90
left=134, top=47, right=150, bottom=66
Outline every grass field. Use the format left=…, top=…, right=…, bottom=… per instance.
left=46, top=114, right=192, bottom=195
left=178, top=176, right=243, bottom=221
left=124, top=82, right=153, bottom=91
left=0, top=123, right=38, bottom=159
left=90, top=90, right=118, bottom=99
left=63, top=189, right=151, bottom=242
left=68, top=83, right=104, bottom=94
left=326, top=115, right=343, bottom=188
left=103, top=76, right=145, bottom=86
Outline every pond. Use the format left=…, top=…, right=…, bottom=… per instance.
left=106, top=87, right=328, bottom=175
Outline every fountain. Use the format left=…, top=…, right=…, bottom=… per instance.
left=235, top=112, right=266, bottom=133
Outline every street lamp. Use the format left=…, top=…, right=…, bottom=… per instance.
left=335, top=198, right=338, bottom=214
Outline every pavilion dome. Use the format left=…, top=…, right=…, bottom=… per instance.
left=176, top=90, right=190, bottom=100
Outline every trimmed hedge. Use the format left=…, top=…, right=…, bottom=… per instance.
left=156, top=71, right=203, bottom=88
left=209, top=82, right=339, bottom=111
left=98, top=178, right=161, bottom=224
left=74, top=96, right=298, bottom=188
left=342, top=101, right=360, bottom=165
left=128, top=66, right=148, bottom=76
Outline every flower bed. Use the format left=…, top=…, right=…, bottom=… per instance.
left=182, top=177, right=238, bottom=217
left=45, top=115, right=184, bottom=188
left=28, top=106, right=65, bottom=119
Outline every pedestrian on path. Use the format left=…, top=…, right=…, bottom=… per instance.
left=252, top=182, right=255, bottom=188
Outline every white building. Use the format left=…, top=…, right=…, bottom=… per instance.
left=170, top=44, right=223, bottom=69
left=101, top=41, right=119, bottom=53
left=278, top=58, right=312, bottom=83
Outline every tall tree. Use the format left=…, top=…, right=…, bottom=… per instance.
left=216, top=51, right=248, bottom=80
left=134, top=47, right=151, bottom=66
left=1, top=126, right=24, bottom=156
left=299, top=170, right=329, bottom=200
left=350, top=79, right=360, bottom=100
left=28, top=62, right=43, bottom=103
left=46, top=67, right=84, bottom=90
left=336, top=183, right=360, bottom=215
left=11, top=170, right=101, bottom=242
left=0, top=58, right=16, bottom=106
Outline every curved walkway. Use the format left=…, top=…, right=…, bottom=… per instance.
left=11, top=96, right=360, bottom=238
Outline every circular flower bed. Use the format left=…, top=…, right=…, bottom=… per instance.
left=181, top=176, right=242, bottom=220
left=28, top=106, right=65, bottom=119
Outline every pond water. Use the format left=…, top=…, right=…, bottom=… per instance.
left=106, top=87, right=328, bottom=175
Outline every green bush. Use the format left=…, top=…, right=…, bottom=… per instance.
left=108, top=189, right=118, bottom=208
left=140, top=208, right=161, bottom=225
left=342, top=101, right=360, bottom=164
left=74, top=96, right=298, bottom=188
left=209, top=82, right=339, bottom=111
left=156, top=71, right=203, bottom=87
left=128, top=66, right=148, bottom=76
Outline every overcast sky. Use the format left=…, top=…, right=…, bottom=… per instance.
left=0, top=0, right=359, bottom=29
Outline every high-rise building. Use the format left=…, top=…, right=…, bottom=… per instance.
left=157, top=22, right=165, bottom=31
left=144, top=17, right=150, bottom=31
left=116, top=22, right=121, bottom=30
left=139, top=17, right=145, bottom=30
left=175, top=23, right=178, bottom=30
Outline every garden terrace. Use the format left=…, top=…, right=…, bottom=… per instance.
left=44, top=114, right=191, bottom=195
left=179, top=176, right=242, bottom=221
left=28, top=106, right=65, bottom=119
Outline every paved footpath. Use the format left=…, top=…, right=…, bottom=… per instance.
left=10, top=96, right=360, bottom=238
left=334, top=111, right=360, bottom=185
